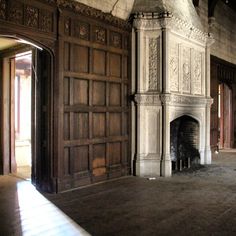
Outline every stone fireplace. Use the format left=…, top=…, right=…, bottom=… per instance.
left=132, top=0, right=214, bottom=177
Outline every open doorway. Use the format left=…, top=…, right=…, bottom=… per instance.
left=13, top=51, right=32, bottom=180
left=1, top=36, right=53, bottom=191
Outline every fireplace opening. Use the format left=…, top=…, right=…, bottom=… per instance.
left=170, top=115, right=200, bottom=171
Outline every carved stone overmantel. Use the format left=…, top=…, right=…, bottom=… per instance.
left=133, top=6, right=214, bottom=178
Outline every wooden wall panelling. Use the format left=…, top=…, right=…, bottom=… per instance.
left=59, top=9, right=131, bottom=190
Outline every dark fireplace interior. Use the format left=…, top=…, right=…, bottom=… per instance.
left=170, top=115, right=200, bottom=171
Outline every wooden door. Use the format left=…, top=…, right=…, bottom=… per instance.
left=59, top=12, right=131, bottom=190
left=32, top=49, right=52, bottom=191
left=223, top=84, right=232, bottom=148
left=10, top=58, right=17, bottom=173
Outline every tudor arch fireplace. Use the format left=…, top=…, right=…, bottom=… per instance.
left=133, top=0, right=214, bottom=178
left=170, top=115, right=200, bottom=171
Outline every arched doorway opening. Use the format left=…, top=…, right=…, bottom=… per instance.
left=0, top=36, right=53, bottom=191
left=170, top=115, right=200, bottom=171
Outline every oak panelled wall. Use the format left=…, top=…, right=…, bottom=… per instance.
left=0, top=0, right=131, bottom=192
left=57, top=6, right=131, bottom=191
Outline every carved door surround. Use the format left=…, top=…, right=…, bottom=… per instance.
left=133, top=12, right=213, bottom=178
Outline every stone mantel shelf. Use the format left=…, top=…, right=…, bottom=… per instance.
left=134, top=93, right=213, bottom=106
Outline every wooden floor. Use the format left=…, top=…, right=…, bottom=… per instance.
left=0, top=176, right=90, bottom=236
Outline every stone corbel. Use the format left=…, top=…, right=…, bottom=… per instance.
left=206, top=97, right=214, bottom=107
left=160, top=93, right=171, bottom=105
left=208, top=17, right=215, bottom=38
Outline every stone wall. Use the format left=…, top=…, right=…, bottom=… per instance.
left=197, top=0, right=236, bottom=65
left=212, top=1, right=236, bottom=64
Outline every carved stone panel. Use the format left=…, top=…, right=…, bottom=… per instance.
left=192, top=49, right=202, bottom=95
left=170, top=43, right=179, bottom=92
left=182, top=47, right=191, bottom=93
left=148, top=37, right=160, bottom=91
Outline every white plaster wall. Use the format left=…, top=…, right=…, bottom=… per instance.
left=74, top=0, right=135, bottom=20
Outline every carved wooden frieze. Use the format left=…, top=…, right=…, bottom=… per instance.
left=74, top=21, right=89, bottom=40
left=25, top=5, right=39, bottom=28
left=0, top=0, right=6, bottom=20
left=0, top=0, right=55, bottom=34
left=40, top=10, right=53, bottom=33
left=54, top=0, right=131, bottom=31
left=192, top=50, right=202, bottom=95
left=110, top=31, right=122, bottom=48
left=170, top=43, right=179, bottom=92
left=64, top=17, right=71, bottom=35
left=148, top=37, right=160, bottom=91
left=9, top=1, right=24, bottom=25
left=93, top=26, right=106, bottom=44
left=182, top=47, right=191, bottom=93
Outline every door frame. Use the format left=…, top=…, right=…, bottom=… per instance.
left=0, top=36, right=55, bottom=192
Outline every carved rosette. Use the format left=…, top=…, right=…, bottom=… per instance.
left=0, top=0, right=6, bottom=20
left=93, top=26, right=106, bottom=44
left=110, top=31, right=122, bottom=48
left=192, top=50, right=202, bottom=95
left=182, top=47, right=191, bottom=93
left=74, top=21, right=90, bottom=40
left=148, top=38, right=159, bottom=91
left=170, top=43, right=179, bottom=92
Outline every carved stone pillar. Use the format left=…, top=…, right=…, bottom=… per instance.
left=160, top=94, right=172, bottom=176
left=204, top=36, right=214, bottom=164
